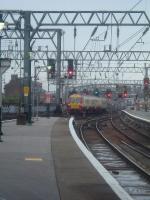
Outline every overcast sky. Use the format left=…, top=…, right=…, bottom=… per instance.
left=0, top=0, right=149, bottom=12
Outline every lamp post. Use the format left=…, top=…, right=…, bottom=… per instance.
left=33, top=60, right=40, bottom=119
left=47, top=66, right=50, bottom=118
left=0, top=15, right=5, bottom=142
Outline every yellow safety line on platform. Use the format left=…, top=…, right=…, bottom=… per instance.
left=25, top=157, right=43, bottom=161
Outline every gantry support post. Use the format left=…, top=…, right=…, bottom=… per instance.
left=56, top=30, right=62, bottom=112
left=24, top=11, right=32, bottom=123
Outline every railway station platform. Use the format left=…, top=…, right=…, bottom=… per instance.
left=0, top=117, right=127, bottom=200
left=123, top=108, right=150, bottom=123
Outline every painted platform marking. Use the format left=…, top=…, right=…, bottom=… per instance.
left=25, top=157, right=43, bottom=161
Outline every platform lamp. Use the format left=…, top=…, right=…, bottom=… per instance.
left=0, top=14, right=6, bottom=142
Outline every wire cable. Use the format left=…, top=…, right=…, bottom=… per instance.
left=130, top=0, right=144, bottom=10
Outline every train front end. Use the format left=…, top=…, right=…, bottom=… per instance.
left=66, top=94, right=82, bottom=114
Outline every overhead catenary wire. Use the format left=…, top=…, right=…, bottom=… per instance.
left=80, top=0, right=145, bottom=74
left=83, top=0, right=145, bottom=50
left=94, top=0, right=145, bottom=81
left=117, top=27, right=150, bottom=71
left=116, top=27, right=146, bottom=49
left=130, top=0, right=144, bottom=10
left=76, top=0, right=146, bottom=85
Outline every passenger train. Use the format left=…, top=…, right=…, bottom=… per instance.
left=66, top=93, right=107, bottom=114
left=2, top=94, right=108, bottom=118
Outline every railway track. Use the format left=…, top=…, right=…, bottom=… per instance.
left=74, top=115, right=150, bottom=200
left=101, top=118, right=150, bottom=175
left=120, top=112, right=150, bottom=140
left=113, top=118, right=150, bottom=153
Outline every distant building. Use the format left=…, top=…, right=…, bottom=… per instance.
left=4, top=74, right=46, bottom=104
left=4, top=74, right=21, bottom=97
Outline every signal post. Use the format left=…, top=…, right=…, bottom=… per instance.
left=143, top=66, right=149, bottom=112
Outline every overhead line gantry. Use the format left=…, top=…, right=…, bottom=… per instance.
left=0, top=10, right=150, bottom=122
left=2, top=50, right=150, bottom=62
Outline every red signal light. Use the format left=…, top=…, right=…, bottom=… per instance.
left=105, top=89, right=112, bottom=98
left=67, top=59, right=74, bottom=79
left=123, top=91, right=128, bottom=98
left=68, top=70, right=73, bottom=75
left=67, top=67, right=73, bottom=78
left=106, top=92, right=112, bottom=98
left=144, top=78, right=149, bottom=87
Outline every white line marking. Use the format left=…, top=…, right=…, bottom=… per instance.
left=25, top=157, right=43, bottom=161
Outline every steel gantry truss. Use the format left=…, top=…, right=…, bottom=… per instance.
left=0, top=10, right=150, bottom=39
left=2, top=50, right=150, bottom=62
left=0, top=9, right=150, bottom=118
left=2, top=11, right=150, bottom=26
left=1, top=49, right=149, bottom=75
left=65, top=79, right=143, bottom=86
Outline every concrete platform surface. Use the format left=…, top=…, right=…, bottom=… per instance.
left=51, top=118, right=120, bottom=200
left=0, top=118, right=60, bottom=200
left=0, top=117, right=121, bottom=200
left=125, top=109, right=150, bottom=123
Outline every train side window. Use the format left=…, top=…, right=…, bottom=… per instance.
left=71, top=97, right=75, bottom=103
left=85, top=99, right=89, bottom=106
left=76, top=98, right=80, bottom=103
left=70, top=97, right=80, bottom=103
left=93, top=100, right=97, bottom=106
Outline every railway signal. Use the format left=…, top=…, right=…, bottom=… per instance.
left=143, top=74, right=149, bottom=112
left=106, top=89, right=112, bottom=99
left=93, top=88, right=99, bottom=96
left=123, top=90, right=128, bottom=98
left=144, top=77, right=149, bottom=88
left=67, top=67, right=73, bottom=78
left=107, top=92, right=112, bottom=98
left=47, top=59, right=56, bottom=79
left=67, top=59, right=74, bottom=79
left=83, top=89, right=89, bottom=95
left=122, top=85, right=128, bottom=98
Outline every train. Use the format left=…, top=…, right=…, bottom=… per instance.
left=66, top=93, right=107, bottom=115
left=1, top=94, right=108, bottom=118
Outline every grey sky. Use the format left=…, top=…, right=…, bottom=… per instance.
left=0, top=0, right=149, bottom=11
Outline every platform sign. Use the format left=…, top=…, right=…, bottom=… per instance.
left=24, top=86, right=29, bottom=96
